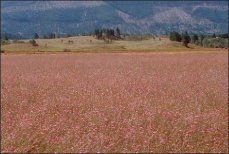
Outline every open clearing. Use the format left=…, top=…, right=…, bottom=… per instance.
left=1, top=51, right=228, bottom=153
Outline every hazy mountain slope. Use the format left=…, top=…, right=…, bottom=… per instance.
left=1, top=1, right=107, bottom=12
left=1, top=1, right=228, bottom=39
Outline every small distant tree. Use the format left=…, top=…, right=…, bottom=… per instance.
left=3, top=34, right=8, bottom=40
left=212, top=33, right=216, bottom=38
left=94, top=28, right=99, bottom=36
left=116, top=27, right=121, bottom=38
left=182, top=31, right=190, bottom=47
left=199, top=33, right=204, bottom=45
left=169, top=31, right=182, bottom=42
left=192, top=34, right=198, bottom=44
left=33, top=33, right=39, bottom=39
left=185, top=31, right=191, bottom=42
left=48, top=33, right=52, bottom=39
left=48, top=33, right=55, bottom=39
left=106, top=29, right=110, bottom=38
left=98, top=29, right=103, bottom=39
left=29, top=39, right=38, bottom=46
left=110, top=29, right=114, bottom=36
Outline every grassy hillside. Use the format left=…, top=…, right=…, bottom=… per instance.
left=2, top=36, right=224, bottom=54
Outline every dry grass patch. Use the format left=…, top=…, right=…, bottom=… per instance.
left=1, top=36, right=207, bottom=54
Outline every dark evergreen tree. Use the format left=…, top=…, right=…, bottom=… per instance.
left=192, top=34, right=198, bottom=44
left=48, top=33, right=55, bottom=39
left=66, top=33, right=71, bottom=38
left=104, top=29, right=110, bottom=37
left=182, top=31, right=190, bottom=47
left=102, top=28, right=106, bottom=33
left=116, top=27, right=121, bottom=38
left=176, top=32, right=180, bottom=41
left=33, top=33, right=39, bottom=39
left=106, top=29, right=111, bottom=37
left=110, top=29, right=114, bottom=36
left=184, top=31, right=191, bottom=42
left=94, top=28, right=99, bottom=36
left=212, top=33, right=216, bottom=38
left=97, top=29, right=102, bottom=39
left=169, top=31, right=182, bottom=42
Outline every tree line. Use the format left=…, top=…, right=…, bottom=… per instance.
left=169, top=31, right=228, bottom=48
left=170, top=31, right=200, bottom=47
left=94, top=27, right=121, bottom=40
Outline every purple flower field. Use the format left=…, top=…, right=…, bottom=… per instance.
left=1, top=52, right=228, bottom=153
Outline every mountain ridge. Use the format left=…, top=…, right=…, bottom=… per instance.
left=1, top=1, right=228, bottom=38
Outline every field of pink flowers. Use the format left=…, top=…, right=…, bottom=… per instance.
left=1, top=52, right=228, bottom=153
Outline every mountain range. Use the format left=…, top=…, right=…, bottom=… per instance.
left=1, top=1, right=228, bottom=39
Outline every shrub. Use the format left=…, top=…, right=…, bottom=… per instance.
left=1, top=40, right=10, bottom=45
left=218, top=38, right=227, bottom=48
left=29, top=39, right=38, bottom=46
left=202, top=38, right=210, bottom=48
left=210, top=38, right=218, bottom=48
left=202, top=38, right=228, bottom=48
left=63, top=49, right=71, bottom=52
